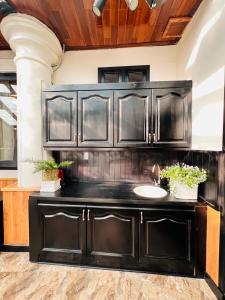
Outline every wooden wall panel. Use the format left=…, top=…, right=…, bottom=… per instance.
left=1, top=184, right=39, bottom=246
left=0, top=178, right=17, bottom=190
left=206, top=206, right=221, bottom=286
left=59, top=149, right=181, bottom=183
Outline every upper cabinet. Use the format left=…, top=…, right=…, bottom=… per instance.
left=42, top=82, right=192, bottom=149
left=114, top=89, right=151, bottom=147
left=152, top=88, right=191, bottom=148
left=78, top=91, right=113, bottom=147
left=43, top=91, right=77, bottom=148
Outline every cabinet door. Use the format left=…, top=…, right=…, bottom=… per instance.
left=43, top=91, right=77, bottom=147
left=114, top=90, right=151, bottom=147
left=78, top=91, right=113, bottom=147
left=30, top=202, right=86, bottom=265
left=86, top=207, right=139, bottom=268
left=139, top=209, right=195, bottom=275
left=152, top=88, right=191, bottom=147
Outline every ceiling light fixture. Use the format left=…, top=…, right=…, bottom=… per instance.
left=145, top=0, right=167, bottom=9
left=92, top=0, right=167, bottom=17
left=125, top=0, right=139, bottom=11
left=93, top=0, right=107, bottom=17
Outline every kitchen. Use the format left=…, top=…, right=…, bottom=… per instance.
left=0, top=0, right=224, bottom=299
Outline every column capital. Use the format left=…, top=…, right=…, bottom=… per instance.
left=1, top=13, right=62, bottom=71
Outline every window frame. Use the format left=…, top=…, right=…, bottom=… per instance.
left=0, top=72, right=17, bottom=170
left=98, top=65, right=150, bottom=83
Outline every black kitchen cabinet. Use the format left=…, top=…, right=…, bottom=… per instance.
left=43, top=91, right=77, bottom=147
left=114, top=89, right=151, bottom=147
left=152, top=88, right=191, bottom=147
left=29, top=194, right=196, bottom=276
left=78, top=91, right=113, bottom=147
left=86, top=207, right=139, bottom=268
left=42, top=81, right=192, bottom=149
left=29, top=202, right=86, bottom=264
left=139, top=209, right=195, bottom=275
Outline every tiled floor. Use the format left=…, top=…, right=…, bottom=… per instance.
left=0, top=252, right=217, bottom=300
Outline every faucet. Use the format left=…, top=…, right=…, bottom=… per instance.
left=152, top=163, right=161, bottom=186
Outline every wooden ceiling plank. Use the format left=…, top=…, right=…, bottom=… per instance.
left=0, top=0, right=203, bottom=50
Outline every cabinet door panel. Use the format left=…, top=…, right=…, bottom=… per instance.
left=43, top=212, right=81, bottom=251
left=140, top=209, right=195, bottom=275
left=43, top=91, right=77, bottom=147
left=114, top=90, right=151, bottom=147
left=152, top=88, right=191, bottom=147
left=87, top=208, right=139, bottom=268
left=78, top=91, right=113, bottom=147
left=32, top=204, right=86, bottom=264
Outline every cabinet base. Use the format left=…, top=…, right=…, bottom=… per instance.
left=30, top=258, right=197, bottom=278
left=1, top=245, right=29, bottom=252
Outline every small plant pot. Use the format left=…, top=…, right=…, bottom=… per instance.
left=172, top=182, right=198, bottom=200
left=42, top=169, right=58, bottom=181
left=41, top=170, right=60, bottom=192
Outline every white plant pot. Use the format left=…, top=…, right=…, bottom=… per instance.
left=40, top=179, right=61, bottom=193
left=172, top=182, right=198, bottom=200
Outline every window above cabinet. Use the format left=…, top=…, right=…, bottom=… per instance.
left=98, top=65, right=150, bottom=83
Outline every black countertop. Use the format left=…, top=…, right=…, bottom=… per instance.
left=31, top=181, right=201, bottom=208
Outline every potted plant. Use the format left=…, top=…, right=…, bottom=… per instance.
left=160, top=164, right=207, bottom=200
left=32, top=157, right=73, bottom=192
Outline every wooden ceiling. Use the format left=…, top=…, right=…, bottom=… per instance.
left=0, top=0, right=202, bottom=50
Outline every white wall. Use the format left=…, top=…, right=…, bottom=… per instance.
left=0, top=50, right=17, bottom=178
left=0, top=50, right=16, bottom=72
left=177, top=0, right=225, bottom=150
left=54, top=46, right=177, bottom=84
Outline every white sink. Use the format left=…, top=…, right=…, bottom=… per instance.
left=133, top=185, right=167, bottom=199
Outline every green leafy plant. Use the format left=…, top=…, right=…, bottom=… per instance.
left=32, top=157, right=73, bottom=173
left=29, top=157, right=73, bottom=181
left=160, top=164, right=207, bottom=189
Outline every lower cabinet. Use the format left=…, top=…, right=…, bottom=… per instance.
left=139, top=209, right=195, bottom=275
left=86, top=208, right=139, bottom=268
left=29, top=203, right=86, bottom=264
left=29, top=198, right=196, bottom=276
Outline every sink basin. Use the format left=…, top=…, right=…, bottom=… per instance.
left=133, top=185, right=167, bottom=199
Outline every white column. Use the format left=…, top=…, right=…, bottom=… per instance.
left=1, top=13, right=62, bottom=187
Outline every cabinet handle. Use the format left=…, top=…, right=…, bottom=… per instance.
left=78, top=133, right=81, bottom=143
left=152, top=133, right=156, bottom=143
left=82, top=209, right=85, bottom=221
left=74, top=133, right=77, bottom=141
left=87, top=209, right=90, bottom=221
left=148, top=133, right=151, bottom=144
left=140, top=212, right=143, bottom=224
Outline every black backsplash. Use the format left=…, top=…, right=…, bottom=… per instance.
left=55, top=149, right=222, bottom=210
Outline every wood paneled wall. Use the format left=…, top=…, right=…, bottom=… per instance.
left=59, top=150, right=181, bottom=183
left=206, top=206, right=221, bottom=285
left=1, top=184, right=39, bottom=246
left=0, top=178, right=17, bottom=190
left=59, top=150, right=219, bottom=207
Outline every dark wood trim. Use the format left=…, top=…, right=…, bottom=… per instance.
left=46, top=147, right=194, bottom=151
left=0, top=245, right=29, bottom=252
left=205, top=273, right=224, bottom=300
left=43, top=81, right=193, bottom=93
